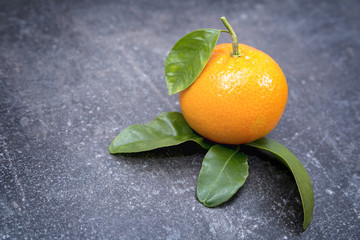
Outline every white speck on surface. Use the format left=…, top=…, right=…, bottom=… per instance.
left=20, top=117, right=29, bottom=127
left=326, top=189, right=335, bottom=196
left=240, top=13, right=248, bottom=20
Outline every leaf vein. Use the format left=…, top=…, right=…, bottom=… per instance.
left=203, top=145, right=240, bottom=203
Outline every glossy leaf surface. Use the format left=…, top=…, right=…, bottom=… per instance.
left=197, top=145, right=248, bottom=207
left=246, top=137, right=314, bottom=230
left=165, top=28, right=220, bottom=95
left=109, top=112, right=210, bottom=153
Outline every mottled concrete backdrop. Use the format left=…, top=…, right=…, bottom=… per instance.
left=1, top=0, right=359, bottom=239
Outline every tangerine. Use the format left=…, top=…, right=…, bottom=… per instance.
left=179, top=43, right=288, bottom=144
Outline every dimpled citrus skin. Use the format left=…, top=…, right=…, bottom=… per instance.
left=179, top=43, right=288, bottom=144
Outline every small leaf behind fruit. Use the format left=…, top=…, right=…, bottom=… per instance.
left=109, top=112, right=210, bottom=153
left=246, top=137, right=314, bottom=230
left=197, top=145, right=248, bottom=207
left=165, top=28, right=220, bottom=95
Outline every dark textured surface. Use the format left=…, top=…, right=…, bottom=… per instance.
left=1, top=0, right=359, bottom=239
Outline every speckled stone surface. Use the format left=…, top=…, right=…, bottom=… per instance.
left=1, top=0, right=359, bottom=239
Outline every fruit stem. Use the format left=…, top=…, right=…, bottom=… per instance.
left=220, top=16, right=241, bottom=57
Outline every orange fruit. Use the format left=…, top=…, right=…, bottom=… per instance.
left=179, top=43, right=288, bottom=144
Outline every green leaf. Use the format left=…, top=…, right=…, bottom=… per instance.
left=246, top=137, right=314, bottom=230
left=165, top=28, right=220, bottom=95
left=109, top=112, right=210, bottom=153
left=197, top=145, right=249, bottom=207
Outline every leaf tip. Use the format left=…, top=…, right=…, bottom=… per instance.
left=108, top=139, right=121, bottom=154
left=108, top=145, right=116, bottom=154
left=197, top=197, right=216, bottom=208
left=167, top=88, right=176, bottom=96
left=302, top=214, right=313, bottom=231
left=302, top=223, right=310, bottom=231
left=165, top=78, right=178, bottom=96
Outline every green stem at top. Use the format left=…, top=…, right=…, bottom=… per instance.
left=220, top=16, right=241, bottom=57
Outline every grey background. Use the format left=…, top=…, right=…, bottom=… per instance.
left=1, top=0, right=359, bottom=239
